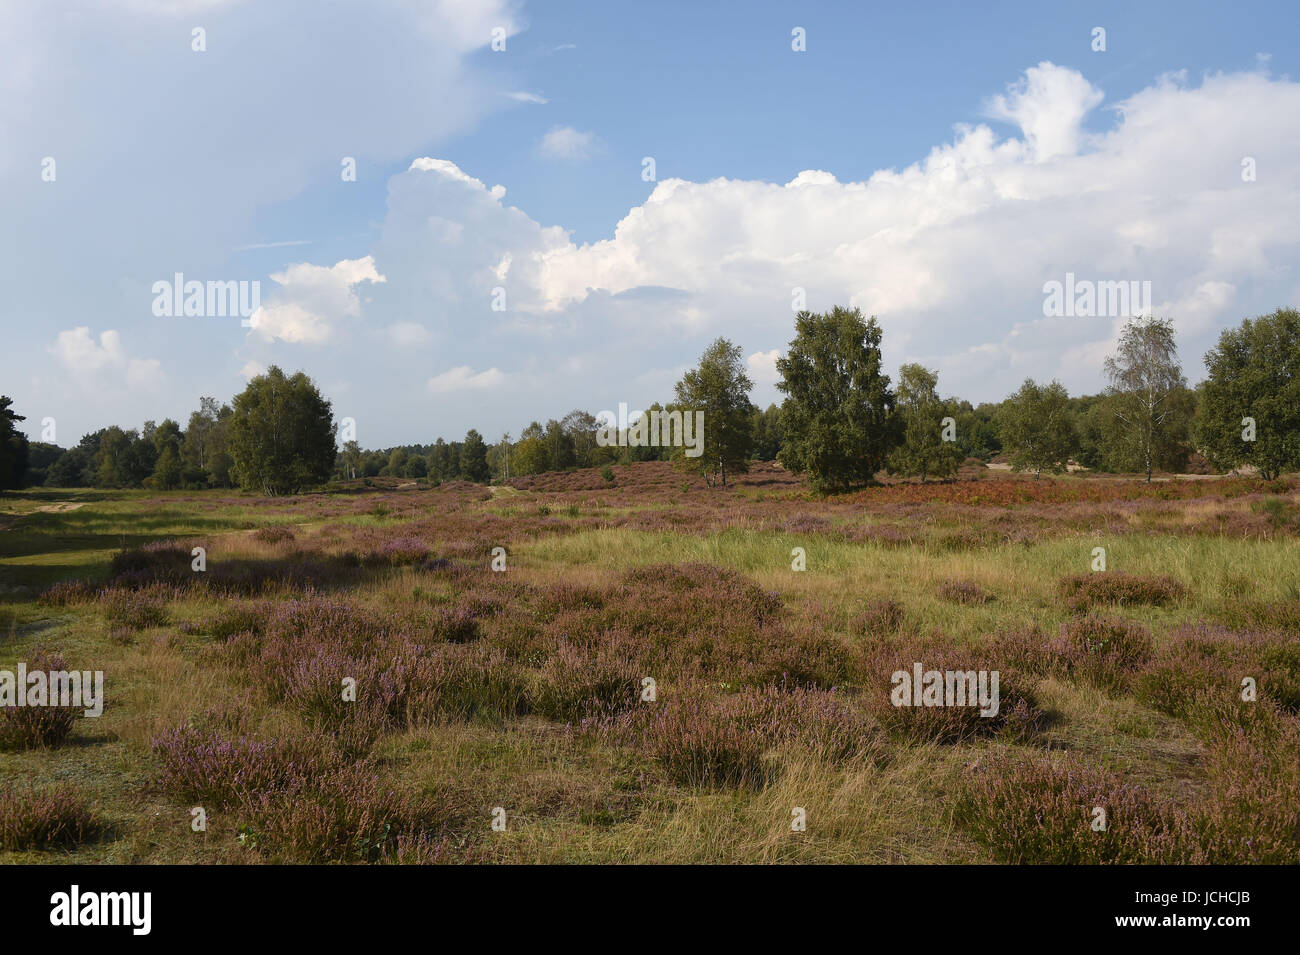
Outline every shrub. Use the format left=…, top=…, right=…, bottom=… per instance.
left=37, top=579, right=95, bottom=607
left=530, top=642, right=641, bottom=723
left=954, top=752, right=1197, bottom=864
left=252, top=525, right=297, bottom=544
left=851, top=599, right=904, bottom=638
left=1057, top=572, right=1186, bottom=611
left=98, top=586, right=169, bottom=630
left=0, top=648, right=80, bottom=750
left=0, top=784, right=107, bottom=851
left=937, top=579, right=992, bottom=605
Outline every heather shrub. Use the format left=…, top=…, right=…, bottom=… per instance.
left=236, top=766, right=455, bottom=863
left=208, top=602, right=271, bottom=640
left=428, top=604, right=481, bottom=644
left=1193, top=713, right=1300, bottom=863
left=1052, top=615, right=1153, bottom=690
left=1057, top=572, right=1185, bottom=611
left=954, top=752, right=1198, bottom=864
left=937, top=579, right=992, bottom=605
left=98, top=586, right=169, bottom=630
left=252, top=525, right=297, bottom=544
left=862, top=649, right=1042, bottom=744
left=0, top=648, right=80, bottom=750
left=852, top=599, right=904, bottom=638
left=151, top=727, right=344, bottom=807
left=1135, top=625, right=1300, bottom=724
left=405, top=644, right=530, bottom=723
left=627, top=686, right=883, bottom=787
left=530, top=641, right=642, bottom=722
left=0, top=784, right=107, bottom=851
left=108, top=540, right=192, bottom=587
left=37, top=579, right=95, bottom=607
left=370, top=537, right=430, bottom=567
left=635, top=696, right=769, bottom=787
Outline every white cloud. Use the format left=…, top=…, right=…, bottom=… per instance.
left=248, top=256, right=386, bottom=344
left=746, top=349, right=782, bottom=389
left=538, top=125, right=602, bottom=160
left=427, top=366, right=505, bottom=393
left=505, top=91, right=548, bottom=104
left=385, top=321, right=434, bottom=346
left=240, top=359, right=266, bottom=379
left=50, top=327, right=164, bottom=391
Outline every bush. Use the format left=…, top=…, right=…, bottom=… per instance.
left=1057, top=572, right=1186, bottom=611
left=954, top=752, right=1197, bottom=864
left=0, top=783, right=107, bottom=851
left=0, top=647, right=80, bottom=750
left=98, top=586, right=169, bottom=630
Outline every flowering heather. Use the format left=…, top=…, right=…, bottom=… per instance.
left=852, top=599, right=905, bottom=638
left=252, top=525, right=297, bottom=544
left=993, top=616, right=1154, bottom=693
left=36, top=579, right=95, bottom=607
left=0, top=647, right=80, bottom=750
left=0, top=784, right=107, bottom=851
left=108, top=540, right=193, bottom=587
left=151, top=726, right=345, bottom=808
left=1057, top=572, right=1187, bottom=611
left=98, top=585, right=169, bottom=630
left=954, top=752, right=1199, bottom=864
left=530, top=640, right=641, bottom=723
left=369, top=536, right=431, bottom=566
left=619, top=685, right=884, bottom=788
left=937, top=579, right=993, bottom=605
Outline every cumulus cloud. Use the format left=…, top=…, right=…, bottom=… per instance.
left=746, top=349, right=783, bottom=390
left=50, top=327, right=163, bottom=391
left=538, top=125, right=602, bottom=160
left=427, top=366, right=505, bottom=393
left=248, top=256, right=386, bottom=344
left=385, top=321, right=434, bottom=347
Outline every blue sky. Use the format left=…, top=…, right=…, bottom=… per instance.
left=4, top=0, right=1299, bottom=449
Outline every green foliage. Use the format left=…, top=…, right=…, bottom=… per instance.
left=1102, top=317, right=1192, bottom=481
left=460, top=429, right=490, bottom=483
left=888, top=364, right=963, bottom=482
left=227, top=366, right=337, bottom=495
left=751, top=403, right=783, bottom=461
left=0, top=395, right=30, bottom=491
left=997, top=378, right=1078, bottom=479
left=1199, top=308, right=1300, bottom=480
left=672, top=337, right=755, bottom=486
left=776, top=307, right=897, bottom=492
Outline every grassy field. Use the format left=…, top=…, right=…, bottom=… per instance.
left=2, top=461, right=1298, bottom=864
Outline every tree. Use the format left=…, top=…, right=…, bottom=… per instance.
left=672, top=337, right=755, bottom=486
left=562, top=410, right=600, bottom=468
left=776, top=307, right=897, bottom=492
left=751, top=404, right=783, bottom=461
left=997, top=378, right=1078, bottom=479
left=148, top=418, right=184, bottom=490
left=227, top=366, right=336, bottom=495
left=1199, top=308, right=1300, bottom=480
left=460, top=429, right=490, bottom=483
left=0, top=396, right=29, bottom=491
left=1102, top=317, right=1190, bottom=482
left=888, top=364, right=963, bottom=482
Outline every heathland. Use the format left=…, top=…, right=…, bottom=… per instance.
left=1, top=461, right=1297, bottom=863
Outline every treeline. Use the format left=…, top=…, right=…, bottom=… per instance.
left=2, top=307, right=1297, bottom=495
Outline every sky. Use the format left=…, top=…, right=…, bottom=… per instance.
left=3, top=0, right=1299, bottom=449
